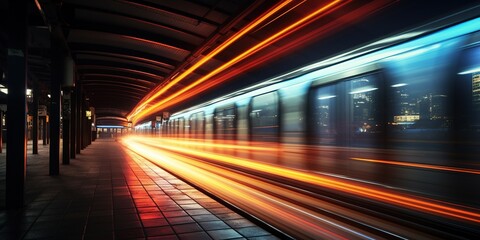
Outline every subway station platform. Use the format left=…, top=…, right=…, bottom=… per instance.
left=0, top=139, right=278, bottom=240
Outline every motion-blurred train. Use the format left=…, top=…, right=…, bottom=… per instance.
left=142, top=6, right=480, bottom=207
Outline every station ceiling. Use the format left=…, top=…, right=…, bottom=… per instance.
left=1, top=0, right=478, bottom=126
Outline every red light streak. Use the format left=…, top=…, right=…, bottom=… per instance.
left=128, top=0, right=346, bottom=124
left=123, top=136, right=480, bottom=224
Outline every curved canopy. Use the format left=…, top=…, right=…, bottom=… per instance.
left=1, top=0, right=477, bottom=126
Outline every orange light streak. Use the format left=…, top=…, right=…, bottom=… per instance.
left=153, top=138, right=277, bottom=152
left=122, top=138, right=366, bottom=239
left=127, top=1, right=294, bottom=122
left=129, top=0, right=345, bottom=124
left=351, top=157, right=480, bottom=175
left=125, top=136, right=480, bottom=224
left=129, top=0, right=391, bottom=113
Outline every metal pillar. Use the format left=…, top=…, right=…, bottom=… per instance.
left=81, top=97, right=90, bottom=149
left=76, top=85, right=82, bottom=154
left=46, top=118, right=49, bottom=145
left=32, top=81, right=39, bottom=154
left=70, top=87, right=76, bottom=159
left=62, top=90, right=71, bottom=165
left=85, top=117, right=90, bottom=147
left=42, top=116, right=47, bottom=145
left=63, top=56, right=74, bottom=162
left=6, top=0, right=27, bottom=209
left=49, top=25, right=63, bottom=175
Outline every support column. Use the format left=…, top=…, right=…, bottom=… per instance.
left=70, top=87, right=76, bottom=159
left=62, top=56, right=74, bottom=164
left=46, top=119, right=50, bottom=145
left=49, top=25, right=63, bottom=175
left=32, top=81, right=39, bottom=154
left=6, top=0, right=27, bottom=209
left=88, top=108, right=93, bottom=144
left=76, top=85, right=82, bottom=154
left=42, top=116, right=47, bottom=145
left=62, top=90, right=71, bottom=165
left=81, top=97, right=89, bottom=149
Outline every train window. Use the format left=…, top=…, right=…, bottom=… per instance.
left=190, top=112, right=205, bottom=138
left=384, top=38, right=464, bottom=148
left=310, top=72, right=384, bottom=147
left=189, top=117, right=194, bottom=136
left=346, top=72, right=383, bottom=148
left=178, top=117, right=185, bottom=136
left=163, top=121, right=168, bottom=135
left=198, top=112, right=205, bottom=136
left=174, top=119, right=179, bottom=137
left=214, top=109, right=224, bottom=138
left=311, top=84, right=338, bottom=145
left=168, top=120, right=173, bottom=136
left=214, top=105, right=237, bottom=140
left=250, top=92, right=279, bottom=142
left=457, top=40, right=480, bottom=129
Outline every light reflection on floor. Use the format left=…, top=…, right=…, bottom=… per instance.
left=120, top=136, right=480, bottom=239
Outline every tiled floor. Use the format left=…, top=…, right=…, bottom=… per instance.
left=0, top=139, right=279, bottom=239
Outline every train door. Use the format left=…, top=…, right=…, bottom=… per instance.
left=309, top=82, right=345, bottom=173
left=309, top=83, right=339, bottom=146
left=213, top=108, right=224, bottom=139
left=456, top=33, right=480, bottom=151
left=308, top=67, right=385, bottom=174
left=344, top=72, right=385, bottom=149
left=249, top=92, right=280, bottom=142
left=174, top=119, right=179, bottom=138
left=214, top=105, right=237, bottom=140
left=178, top=117, right=185, bottom=138
left=198, top=112, right=206, bottom=139
left=190, top=112, right=205, bottom=139
left=309, top=70, right=385, bottom=147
